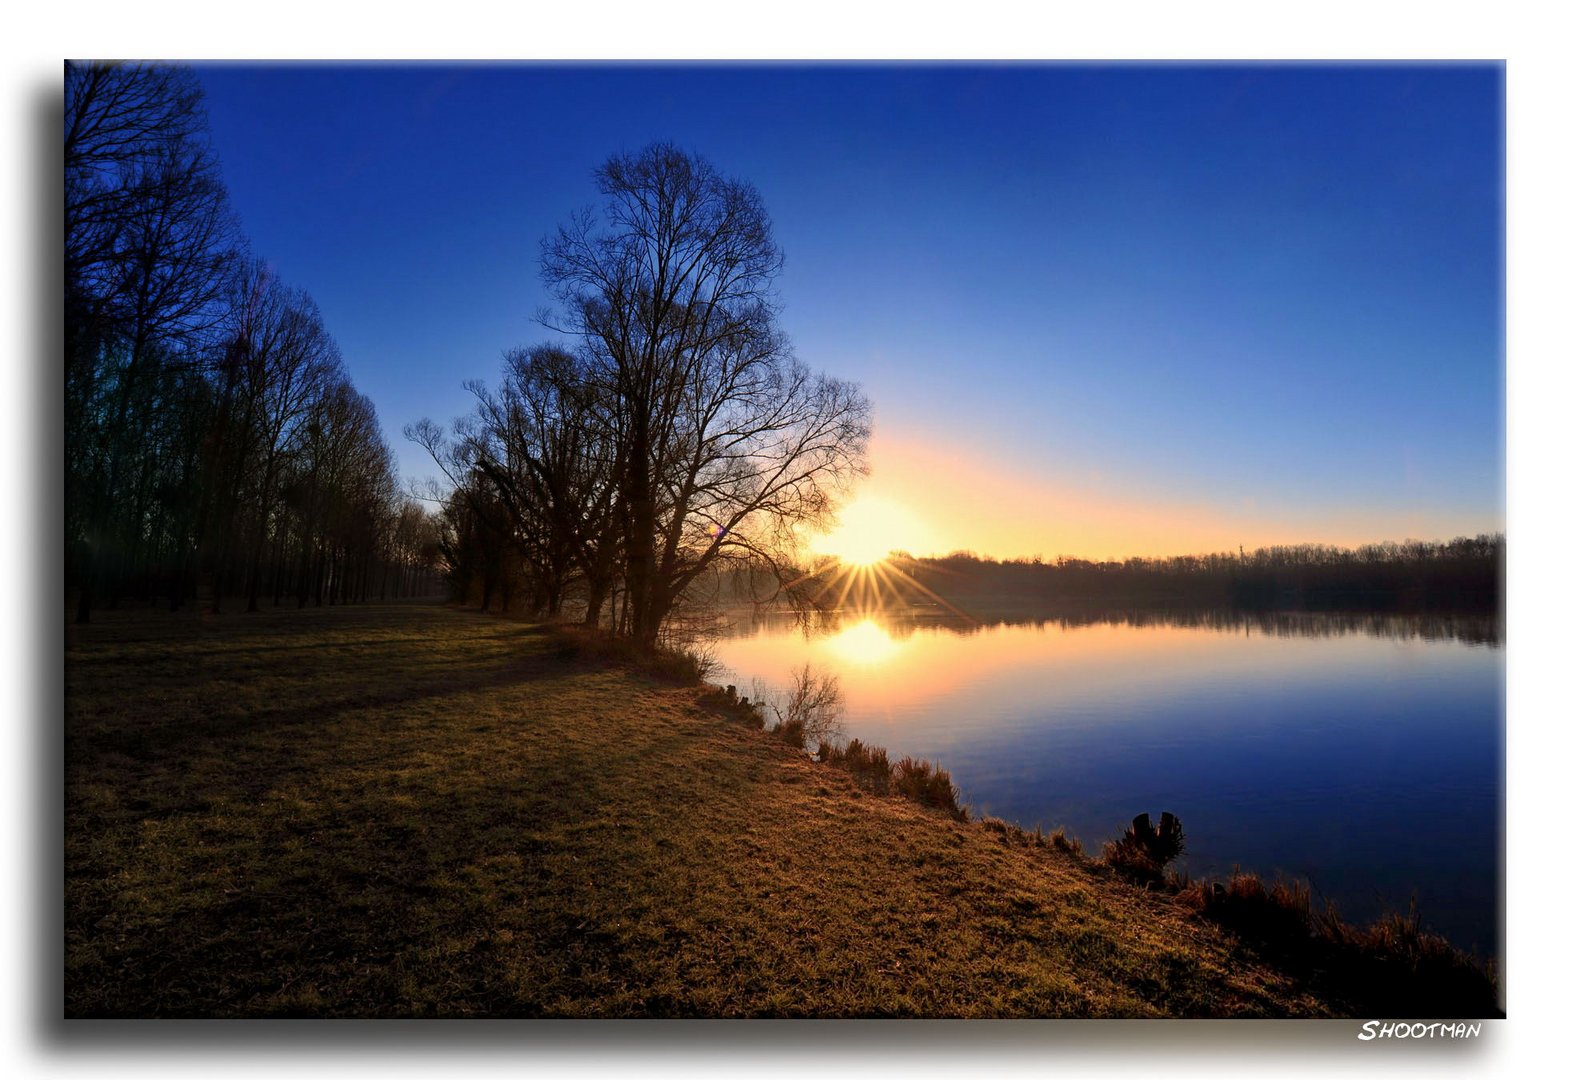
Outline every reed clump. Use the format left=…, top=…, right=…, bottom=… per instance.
left=697, top=683, right=767, bottom=728
left=818, top=737, right=892, bottom=794
left=706, top=676, right=963, bottom=820
left=1047, top=826, right=1084, bottom=857
left=977, top=820, right=1086, bottom=855
left=1174, top=871, right=1500, bottom=1017
left=892, top=755, right=966, bottom=820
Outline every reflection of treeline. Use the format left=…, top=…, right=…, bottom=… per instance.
left=898, top=535, right=1502, bottom=615
left=732, top=603, right=1501, bottom=648
left=66, top=62, right=444, bottom=620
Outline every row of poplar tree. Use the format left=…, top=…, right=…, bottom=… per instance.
left=65, top=61, right=443, bottom=622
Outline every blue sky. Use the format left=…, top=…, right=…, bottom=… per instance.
left=193, top=62, right=1502, bottom=558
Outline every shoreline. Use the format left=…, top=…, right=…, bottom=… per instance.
left=711, top=602, right=1502, bottom=960
left=693, top=649, right=1499, bottom=1010
left=65, top=601, right=1498, bottom=1017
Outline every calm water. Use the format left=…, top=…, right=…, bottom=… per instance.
left=713, top=608, right=1502, bottom=956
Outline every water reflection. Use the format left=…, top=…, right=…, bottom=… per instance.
left=826, top=619, right=904, bottom=666
left=726, top=605, right=1501, bottom=649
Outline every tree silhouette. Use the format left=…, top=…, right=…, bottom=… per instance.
left=537, top=143, right=870, bottom=645
left=65, top=62, right=442, bottom=619
left=416, top=144, right=869, bottom=643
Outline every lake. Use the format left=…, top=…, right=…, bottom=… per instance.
left=712, top=607, right=1502, bottom=957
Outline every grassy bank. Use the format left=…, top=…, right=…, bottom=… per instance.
left=65, top=601, right=1493, bottom=1017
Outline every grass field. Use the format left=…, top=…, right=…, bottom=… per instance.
left=64, top=601, right=1485, bottom=1017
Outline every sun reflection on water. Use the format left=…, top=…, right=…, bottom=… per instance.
left=826, top=619, right=903, bottom=666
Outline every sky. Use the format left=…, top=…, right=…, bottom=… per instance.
left=192, top=62, right=1503, bottom=561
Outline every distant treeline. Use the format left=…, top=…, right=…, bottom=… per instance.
left=892, top=535, right=1502, bottom=614
left=66, top=62, right=444, bottom=620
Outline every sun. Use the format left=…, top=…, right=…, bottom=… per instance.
left=812, top=495, right=935, bottom=567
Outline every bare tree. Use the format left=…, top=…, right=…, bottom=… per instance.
left=226, top=263, right=343, bottom=611
left=467, top=345, right=623, bottom=623
left=540, top=143, right=870, bottom=645
left=66, top=60, right=211, bottom=335
left=66, top=61, right=239, bottom=396
left=66, top=60, right=242, bottom=622
left=764, top=663, right=846, bottom=751
left=406, top=416, right=530, bottom=613
left=64, top=62, right=431, bottom=621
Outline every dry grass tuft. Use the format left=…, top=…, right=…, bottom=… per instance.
left=892, top=756, right=966, bottom=821
left=1047, top=827, right=1084, bottom=857
left=818, top=737, right=892, bottom=795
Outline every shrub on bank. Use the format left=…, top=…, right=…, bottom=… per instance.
left=1103, top=811, right=1186, bottom=884
left=774, top=717, right=807, bottom=748
left=1175, top=871, right=1500, bottom=1017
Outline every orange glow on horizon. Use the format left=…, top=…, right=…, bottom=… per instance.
left=833, top=432, right=1501, bottom=563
